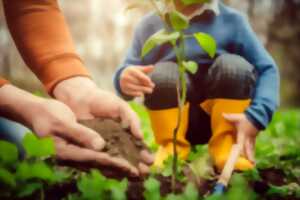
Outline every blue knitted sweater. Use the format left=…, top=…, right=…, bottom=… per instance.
left=114, top=3, right=280, bottom=130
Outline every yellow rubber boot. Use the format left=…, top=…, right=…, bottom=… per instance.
left=200, top=99, right=254, bottom=172
left=148, top=103, right=191, bottom=167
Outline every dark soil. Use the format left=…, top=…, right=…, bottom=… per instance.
left=59, top=119, right=149, bottom=179
left=79, top=119, right=147, bottom=167
left=16, top=120, right=300, bottom=200
left=251, top=168, right=300, bottom=200
left=260, top=168, right=286, bottom=186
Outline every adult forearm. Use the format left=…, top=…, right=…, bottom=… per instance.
left=0, top=84, right=42, bottom=128
left=3, top=0, right=90, bottom=94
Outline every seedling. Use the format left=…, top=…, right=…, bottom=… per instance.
left=130, top=0, right=217, bottom=191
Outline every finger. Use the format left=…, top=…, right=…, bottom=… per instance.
left=138, top=162, right=150, bottom=176
left=223, top=113, right=241, bottom=124
left=54, top=137, right=139, bottom=176
left=126, top=83, right=154, bottom=94
left=139, top=65, right=154, bottom=74
left=130, top=69, right=155, bottom=88
left=119, top=103, right=143, bottom=140
left=140, top=150, right=154, bottom=165
left=122, top=74, right=141, bottom=85
left=125, top=90, right=144, bottom=97
left=56, top=123, right=105, bottom=151
left=245, top=138, right=256, bottom=163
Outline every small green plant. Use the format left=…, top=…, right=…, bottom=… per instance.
left=143, top=176, right=199, bottom=200
left=67, top=170, right=128, bottom=200
left=130, top=0, right=217, bottom=191
left=0, top=133, right=71, bottom=199
left=0, top=108, right=300, bottom=199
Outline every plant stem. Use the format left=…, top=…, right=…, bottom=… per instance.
left=171, top=32, right=187, bottom=192
left=171, top=82, right=181, bottom=191
left=40, top=186, right=45, bottom=200
left=149, top=0, right=165, bottom=23
left=148, top=1, right=188, bottom=192
left=149, top=0, right=171, bottom=30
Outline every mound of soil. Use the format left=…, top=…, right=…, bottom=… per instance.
left=79, top=118, right=147, bottom=167
left=59, top=118, right=149, bottom=179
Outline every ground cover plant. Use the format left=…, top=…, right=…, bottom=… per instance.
left=0, top=103, right=299, bottom=199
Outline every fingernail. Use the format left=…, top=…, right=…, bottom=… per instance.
left=147, top=89, right=153, bottom=93
left=223, top=113, right=229, bottom=118
left=121, top=120, right=130, bottom=129
left=131, top=168, right=139, bottom=177
left=92, top=139, right=105, bottom=151
left=138, top=163, right=150, bottom=176
left=141, top=150, right=154, bottom=164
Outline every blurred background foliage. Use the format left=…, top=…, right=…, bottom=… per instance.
left=0, top=0, right=299, bottom=108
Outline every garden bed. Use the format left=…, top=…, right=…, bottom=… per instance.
left=0, top=105, right=300, bottom=200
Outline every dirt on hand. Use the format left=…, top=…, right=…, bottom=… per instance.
left=59, top=118, right=149, bottom=179
left=79, top=118, right=147, bottom=167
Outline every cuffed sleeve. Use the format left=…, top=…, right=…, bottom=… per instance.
left=113, top=20, right=144, bottom=100
left=236, top=15, right=280, bottom=130
left=3, top=0, right=90, bottom=94
left=0, top=78, right=9, bottom=88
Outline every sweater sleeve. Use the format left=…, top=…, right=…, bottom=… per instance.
left=3, top=0, right=90, bottom=94
left=0, top=78, right=9, bottom=88
left=113, top=23, right=144, bottom=100
left=236, top=15, right=280, bottom=130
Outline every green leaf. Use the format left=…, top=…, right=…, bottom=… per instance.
left=183, top=183, right=198, bottom=200
left=267, top=183, right=300, bottom=198
left=180, top=0, right=210, bottom=6
left=66, top=194, right=81, bottom=200
left=16, top=161, right=53, bottom=181
left=183, top=61, right=198, bottom=74
left=108, top=179, right=128, bottom=200
left=168, top=10, right=189, bottom=31
left=52, top=168, right=72, bottom=183
left=164, top=194, right=184, bottom=200
left=144, top=177, right=161, bottom=200
left=188, top=153, right=215, bottom=180
left=194, top=32, right=217, bottom=58
left=17, top=182, right=42, bottom=198
left=0, top=141, right=18, bottom=166
left=243, top=168, right=262, bottom=182
left=0, top=167, right=16, bottom=187
left=77, top=170, right=106, bottom=199
left=22, top=133, right=55, bottom=158
left=204, top=194, right=223, bottom=200
left=226, top=174, right=256, bottom=200
left=142, top=30, right=180, bottom=58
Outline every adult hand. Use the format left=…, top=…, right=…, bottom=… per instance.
left=0, top=84, right=140, bottom=176
left=223, top=113, right=259, bottom=164
left=53, top=77, right=154, bottom=175
left=120, top=66, right=155, bottom=97
left=33, top=99, right=142, bottom=175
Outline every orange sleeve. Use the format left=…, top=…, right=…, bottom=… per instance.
left=0, top=78, right=9, bottom=88
left=3, top=0, right=90, bottom=94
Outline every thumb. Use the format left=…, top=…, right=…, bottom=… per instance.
left=223, top=113, right=240, bottom=124
left=58, top=123, right=106, bottom=151
left=140, top=65, right=154, bottom=74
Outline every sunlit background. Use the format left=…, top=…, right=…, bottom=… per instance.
left=0, top=0, right=299, bottom=108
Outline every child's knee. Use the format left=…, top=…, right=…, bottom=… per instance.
left=145, top=62, right=191, bottom=109
left=205, top=54, right=257, bottom=99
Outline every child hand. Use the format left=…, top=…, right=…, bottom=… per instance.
left=120, top=65, right=155, bottom=97
left=223, top=113, right=259, bottom=164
